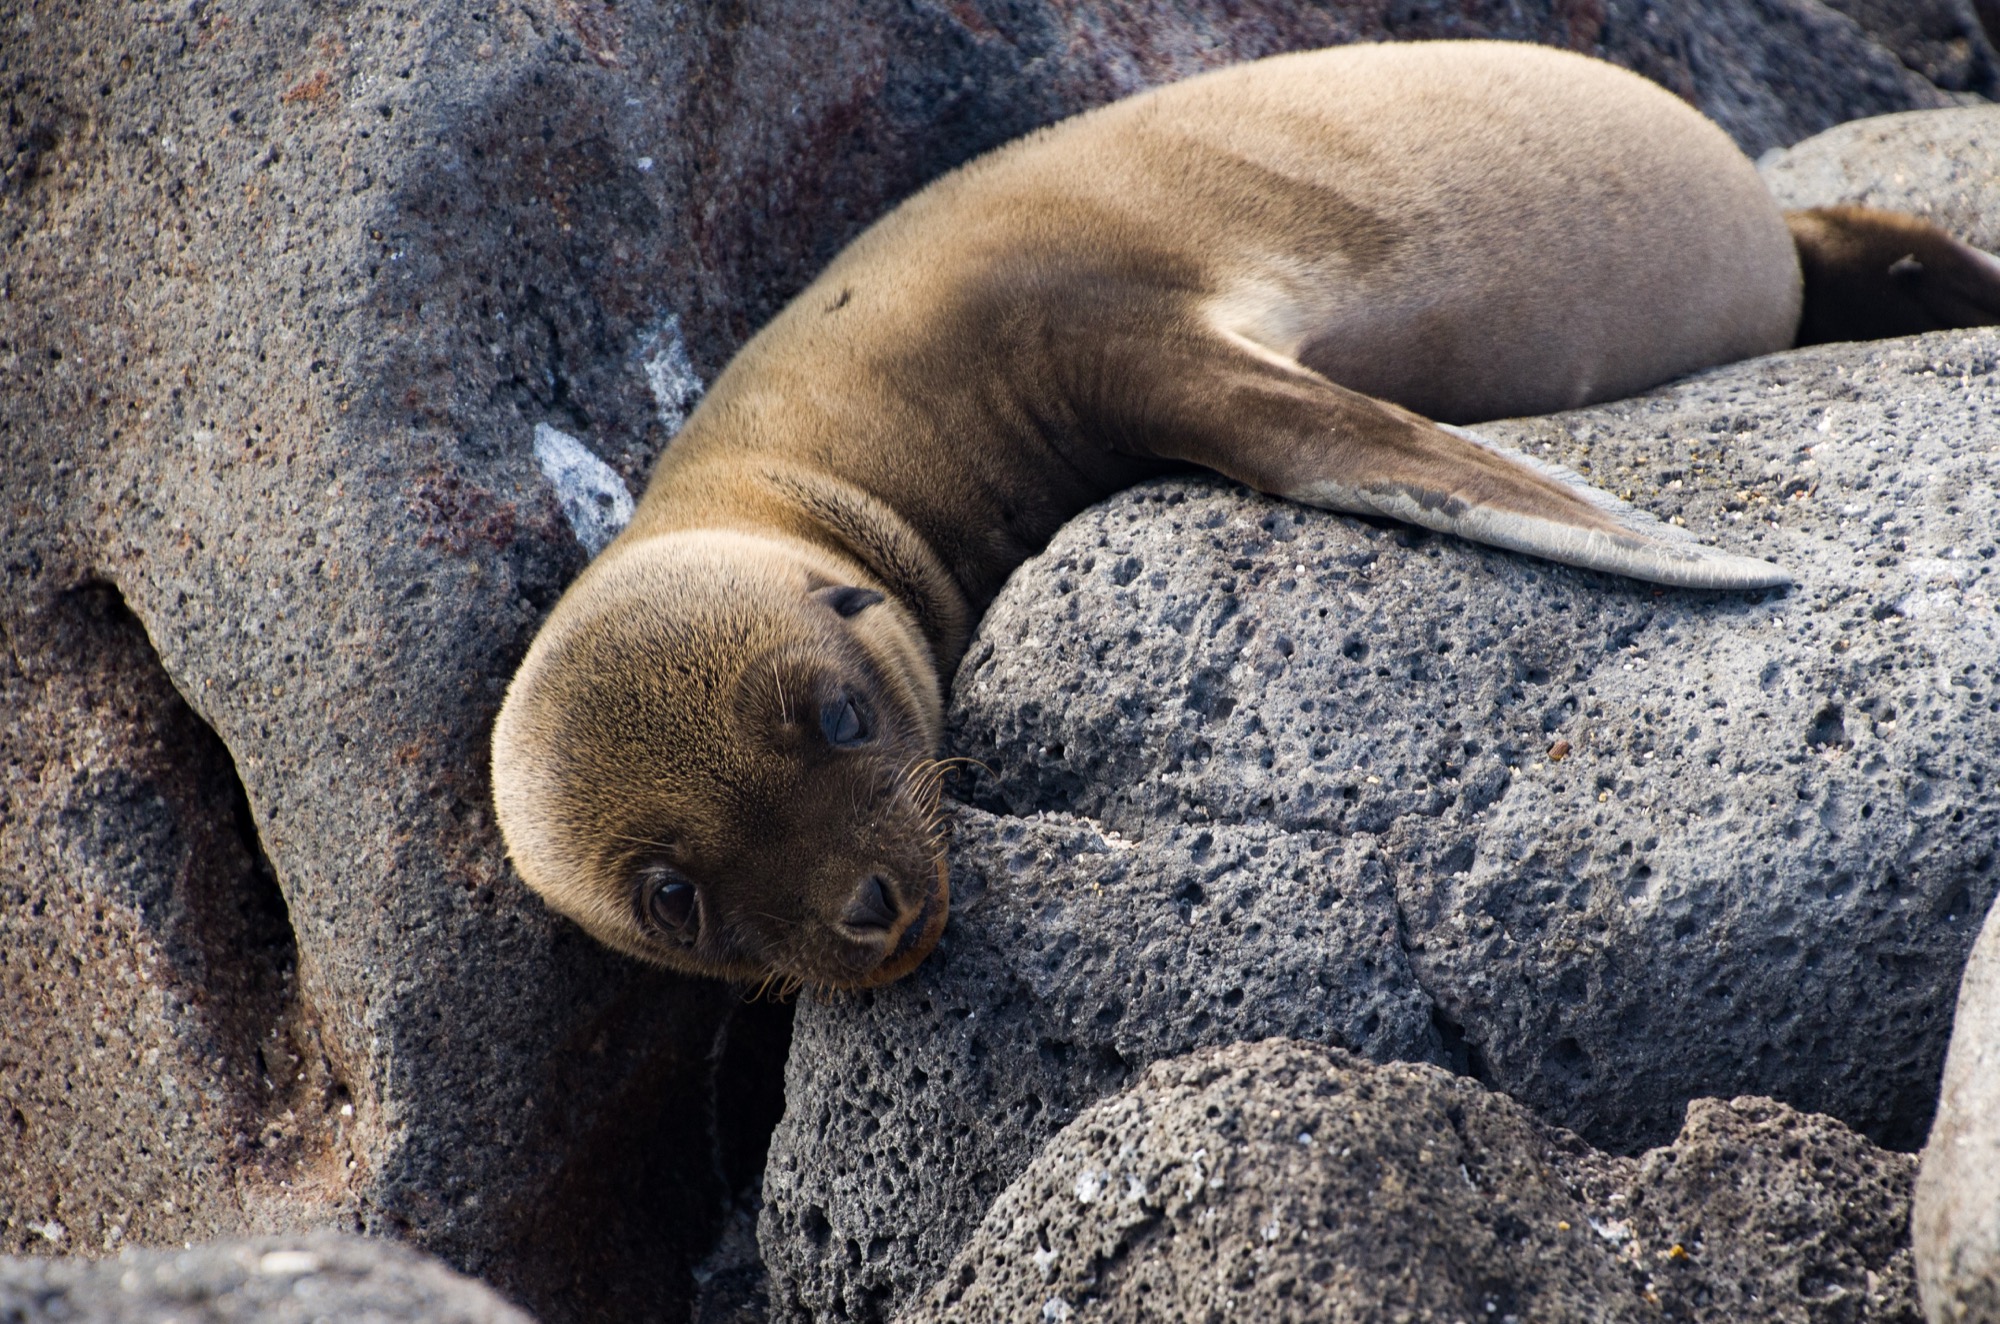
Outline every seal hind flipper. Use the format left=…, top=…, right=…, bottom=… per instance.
left=1789, top=205, right=2000, bottom=345
left=1112, top=336, right=1790, bottom=590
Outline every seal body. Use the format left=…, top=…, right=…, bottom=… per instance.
left=493, top=41, right=2000, bottom=988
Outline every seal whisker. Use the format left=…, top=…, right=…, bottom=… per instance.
left=601, top=829, right=676, bottom=853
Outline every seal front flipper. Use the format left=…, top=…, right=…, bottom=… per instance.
left=1110, top=340, right=1790, bottom=590
left=1344, top=418, right=1793, bottom=590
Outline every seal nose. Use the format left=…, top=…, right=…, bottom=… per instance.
left=841, top=874, right=900, bottom=934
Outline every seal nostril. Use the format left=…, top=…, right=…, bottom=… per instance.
left=843, top=874, right=897, bottom=933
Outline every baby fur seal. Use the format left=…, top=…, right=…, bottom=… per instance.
left=492, top=40, right=2000, bottom=990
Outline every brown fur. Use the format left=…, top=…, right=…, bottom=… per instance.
left=493, top=41, right=2000, bottom=987
left=1790, top=204, right=2000, bottom=345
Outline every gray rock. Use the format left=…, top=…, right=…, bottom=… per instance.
left=954, top=327, right=2000, bottom=1153
left=0, top=586, right=324, bottom=1257
left=1596, top=0, right=1958, bottom=157
left=0, top=1233, right=535, bottom=1323
left=760, top=806, right=1439, bottom=1322
left=767, top=326, right=2000, bottom=1318
left=1916, top=899, right=2000, bottom=1323
left=1, top=0, right=1978, bottom=1318
left=1764, top=102, right=2000, bottom=1324
left=901, top=1039, right=1919, bottom=1324
left=1816, top=0, right=2000, bottom=96
left=1763, top=105, right=2000, bottom=249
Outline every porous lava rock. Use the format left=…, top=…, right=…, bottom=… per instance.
left=760, top=805, right=1441, bottom=1322
left=949, top=323, right=2000, bottom=1151
left=1763, top=105, right=2000, bottom=249
left=0, top=585, right=326, bottom=1258
left=1815, top=0, right=2000, bottom=97
left=0, top=1233, right=535, bottom=1323
left=765, top=326, right=2000, bottom=1321
left=1, top=1, right=1984, bottom=1320
left=1762, top=102, right=2000, bottom=1324
left=902, top=1039, right=1919, bottom=1324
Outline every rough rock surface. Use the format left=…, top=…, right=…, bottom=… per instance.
left=1, top=1, right=1984, bottom=1320
left=1764, top=104, right=2000, bottom=1324
left=760, top=805, right=1441, bottom=1322
left=1916, top=898, right=2000, bottom=1323
left=952, top=323, right=2000, bottom=1149
left=903, top=1040, right=1920, bottom=1324
left=0, top=1233, right=535, bottom=1323
left=1817, top=0, right=2000, bottom=97
left=0, top=585, right=319, bottom=1259
left=764, top=325, right=2000, bottom=1318
left=1763, top=105, right=2000, bottom=248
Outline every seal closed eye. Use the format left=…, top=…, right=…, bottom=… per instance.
left=492, top=40, right=2000, bottom=988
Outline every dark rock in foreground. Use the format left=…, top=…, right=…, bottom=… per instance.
left=903, top=1040, right=1918, bottom=1324
left=0, top=1233, right=535, bottom=1323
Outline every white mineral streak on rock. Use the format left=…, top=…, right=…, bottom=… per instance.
left=1184, top=1148, right=1207, bottom=1200
left=533, top=423, right=634, bottom=556
left=638, top=314, right=704, bottom=434
left=1072, top=1169, right=1103, bottom=1204
left=255, top=1250, right=324, bottom=1276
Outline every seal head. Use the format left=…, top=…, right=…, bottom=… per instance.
left=492, top=530, right=949, bottom=989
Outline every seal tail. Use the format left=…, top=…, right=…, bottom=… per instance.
left=1107, top=332, right=1791, bottom=590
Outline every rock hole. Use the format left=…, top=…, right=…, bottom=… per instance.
left=1549, top=1037, right=1592, bottom=1079
left=1807, top=704, right=1851, bottom=750
left=0, top=583, right=336, bottom=1257
left=1429, top=1006, right=1492, bottom=1084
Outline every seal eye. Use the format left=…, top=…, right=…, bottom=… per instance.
left=813, top=584, right=885, bottom=617
left=640, top=866, right=699, bottom=936
left=820, top=693, right=870, bottom=747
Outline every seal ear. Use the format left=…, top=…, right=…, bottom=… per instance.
left=813, top=584, right=886, bottom=617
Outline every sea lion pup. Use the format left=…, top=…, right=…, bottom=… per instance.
left=492, top=40, right=2000, bottom=990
